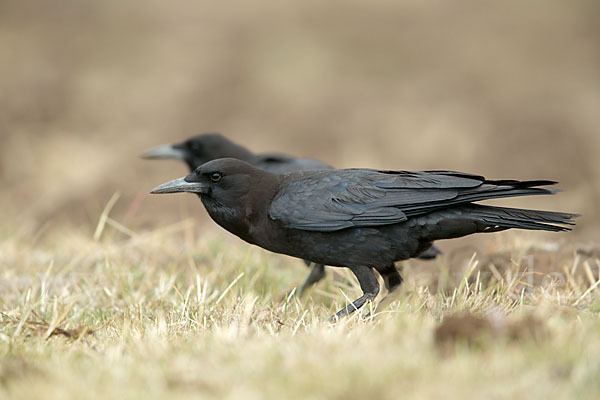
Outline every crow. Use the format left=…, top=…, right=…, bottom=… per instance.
left=143, top=133, right=441, bottom=294
left=151, top=158, right=576, bottom=320
left=142, top=132, right=331, bottom=174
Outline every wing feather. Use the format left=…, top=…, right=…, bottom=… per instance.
left=268, top=169, right=556, bottom=232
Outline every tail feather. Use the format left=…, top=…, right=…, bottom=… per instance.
left=465, top=204, right=577, bottom=232
left=422, top=204, right=577, bottom=242
left=404, top=186, right=559, bottom=216
left=483, top=179, right=557, bottom=188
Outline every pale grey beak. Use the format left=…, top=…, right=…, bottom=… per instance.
left=150, top=177, right=208, bottom=194
left=141, top=144, right=186, bottom=160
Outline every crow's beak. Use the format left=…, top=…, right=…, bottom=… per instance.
left=150, top=177, right=209, bottom=194
left=141, top=144, right=186, bottom=160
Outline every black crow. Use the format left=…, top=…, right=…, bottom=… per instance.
left=143, top=133, right=441, bottom=294
left=151, top=158, right=576, bottom=320
left=142, top=132, right=330, bottom=174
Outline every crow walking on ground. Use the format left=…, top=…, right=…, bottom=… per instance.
left=151, top=158, right=576, bottom=320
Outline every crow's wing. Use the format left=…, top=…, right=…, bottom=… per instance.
left=255, top=153, right=295, bottom=164
left=268, top=169, right=556, bottom=232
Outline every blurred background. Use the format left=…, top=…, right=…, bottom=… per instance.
left=1, top=0, right=599, bottom=241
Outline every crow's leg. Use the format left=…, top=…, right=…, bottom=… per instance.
left=379, top=263, right=403, bottom=292
left=417, top=244, right=442, bottom=260
left=281, top=262, right=326, bottom=299
left=299, top=262, right=326, bottom=295
left=330, top=266, right=379, bottom=321
left=369, top=263, right=404, bottom=316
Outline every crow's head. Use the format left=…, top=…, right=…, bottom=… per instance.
left=151, top=158, right=279, bottom=237
left=142, top=133, right=255, bottom=171
left=152, top=157, right=278, bottom=210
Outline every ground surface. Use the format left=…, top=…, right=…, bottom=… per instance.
left=1, top=217, right=599, bottom=400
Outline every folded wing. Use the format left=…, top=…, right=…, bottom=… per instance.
left=268, top=169, right=558, bottom=232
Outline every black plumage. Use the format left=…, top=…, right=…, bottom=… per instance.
left=142, top=132, right=331, bottom=174
left=151, top=158, right=576, bottom=319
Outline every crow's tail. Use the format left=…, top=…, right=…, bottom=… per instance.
left=424, top=204, right=577, bottom=241
left=466, top=204, right=577, bottom=232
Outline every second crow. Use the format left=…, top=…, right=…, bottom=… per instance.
left=142, top=132, right=331, bottom=174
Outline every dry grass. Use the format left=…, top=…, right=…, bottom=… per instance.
left=1, top=208, right=600, bottom=399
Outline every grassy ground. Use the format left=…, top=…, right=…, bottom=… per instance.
left=1, top=213, right=599, bottom=400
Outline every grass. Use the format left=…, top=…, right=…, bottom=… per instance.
left=1, top=215, right=600, bottom=400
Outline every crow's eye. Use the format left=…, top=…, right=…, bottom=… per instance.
left=210, top=172, right=223, bottom=182
left=189, top=142, right=202, bottom=152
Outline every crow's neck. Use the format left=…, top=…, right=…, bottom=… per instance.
left=200, top=196, right=250, bottom=241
